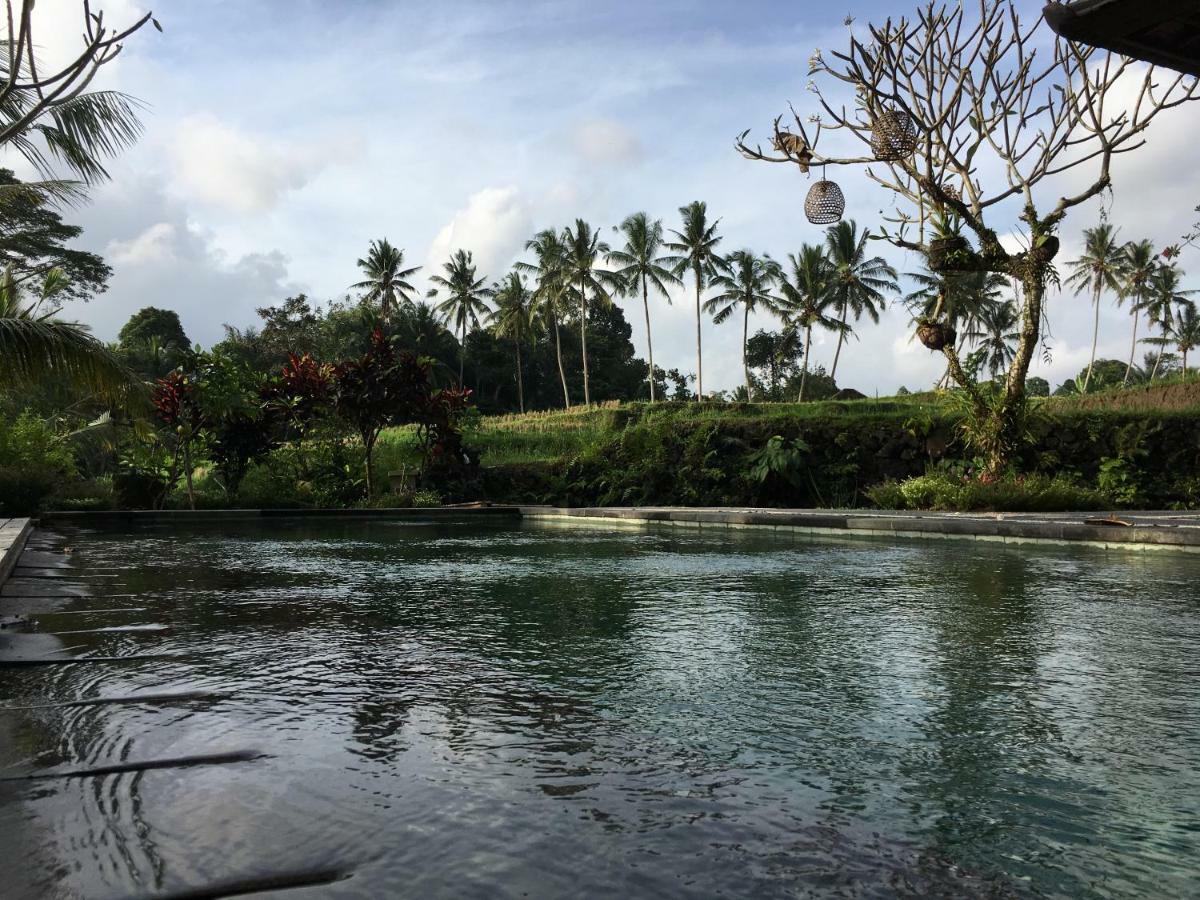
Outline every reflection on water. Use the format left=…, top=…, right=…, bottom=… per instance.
left=2, top=520, right=1199, bottom=898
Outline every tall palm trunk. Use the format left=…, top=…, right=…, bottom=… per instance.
left=742, top=304, right=752, bottom=401
left=579, top=275, right=590, bottom=407
left=552, top=313, right=570, bottom=408
left=459, top=321, right=466, bottom=386
left=1083, top=285, right=1100, bottom=392
left=641, top=274, right=656, bottom=402
left=514, top=337, right=525, bottom=414
left=798, top=324, right=813, bottom=402
left=1151, top=323, right=1167, bottom=380
left=1124, top=307, right=1140, bottom=385
left=830, top=300, right=848, bottom=382
left=694, top=267, right=703, bottom=400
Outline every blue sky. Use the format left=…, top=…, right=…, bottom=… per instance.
left=30, top=0, right=1200, bottom=394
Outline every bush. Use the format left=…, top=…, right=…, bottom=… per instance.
left=866, top=472, right=1110, bottom=512
left=0, top=412, right=75, bottom=514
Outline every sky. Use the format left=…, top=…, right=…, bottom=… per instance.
left=19, top=0, right=1200, bottom=395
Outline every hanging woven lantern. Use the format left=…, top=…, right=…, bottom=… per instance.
left=804, top=179, right=845, bottom=225
left=871, top=107, right=917, bottom=161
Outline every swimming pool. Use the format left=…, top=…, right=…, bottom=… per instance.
left=2, top=520, right=1198, bottom=898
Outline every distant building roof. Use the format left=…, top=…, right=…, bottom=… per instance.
left=1043, top=1, right=1200, bottom=77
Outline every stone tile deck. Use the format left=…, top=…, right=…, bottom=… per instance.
left=0, top=517, right=32, bottom=588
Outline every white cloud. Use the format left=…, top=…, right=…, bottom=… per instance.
left=570, top=118, right=644, bottom=166
left=107, top=222, right=178, bottom=266
left=426, top=186, right=533, bottom=282
left=168, top=114, right=354, bottom=215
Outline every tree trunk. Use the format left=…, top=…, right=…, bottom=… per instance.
left=798, top=325, right=812, bottom=402
left=1083, top=285, right=1100, bottom=392
left=1184, top=348, right=1189, bottom=376
left=830, top=300, right=848, bottom=383
left=364, top=434, right=375, bottom=498
left=580, top=276, right=590, bottom=407
left=743, top=303, right=752, bottom=401
left=1124, top=307, right=1140, bottom=385
left=940, top=264, right=1047, bottom=479
left=694, top=267, right=703, bottom=400
left=1152, top=327, right=1166, bottom=381
left=553, top=313, right=570, bottom=408
left=182, top=437, right=195, bottom=511
left=514, top=337, right=524, bottom=414
left=459, top=321, right=466, bottom=386
left=642, top=274, right=656, bottom=402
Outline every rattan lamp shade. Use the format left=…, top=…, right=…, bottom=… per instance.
left=805, top=179, right=845, bottom=225
left=871, top=108, right=917, bottom=161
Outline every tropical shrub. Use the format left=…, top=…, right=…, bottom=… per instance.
left=0, top=411, right=75, bottom=514
left=866, top=472, right=1109, bottom=512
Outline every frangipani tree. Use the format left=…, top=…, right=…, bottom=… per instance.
left=737, top=0, right=1199, bottom=474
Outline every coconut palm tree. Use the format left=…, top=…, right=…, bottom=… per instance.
left=561, top=219, right=618, bottom=406
left=664, top=201, right=728, bottom=400
left=607, top=213, right=680, bottom=402
left=967, top=297, right=1021, bottom=379
left=0, top=267, right=138, bottom=406
left=1118, top=239, right=1158, bottom=385
left=488, top=271, right=537, bottom=413
left=1140, top=263, right=1197, bottom=380
left=352, top=238, right=420, bottom=319
left=1065, top=223, right=1125, bottom=392
left=777, top=244, right=842, bottom=402
left=427, top=249, right=493, bottom=385
left=825, top=220, right=898, bottom=383
left=517, top=229, right=573, bottom=408
left=904, top=268, right=1010, bottom=388
left=704, top=250, right=781, bottom=401
left=1168, top=303, right=1200, bottom=376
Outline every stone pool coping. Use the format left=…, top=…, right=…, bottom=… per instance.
left=0, top=517, right=33, bottom=586
left=518, top=506, right=1200, bottom=552
left=25, top=505, right=1200, bottom=554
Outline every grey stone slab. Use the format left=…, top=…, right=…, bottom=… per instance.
left=15, top=550, right=72, bottom=568
left=0, top=597, right=77, bottom=615
left=0, top=578, right=92, bottom=598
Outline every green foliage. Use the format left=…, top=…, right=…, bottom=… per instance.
left=0, top=169, right=111, bottom=302
left=118, top=306, right=190, bottom=352
left=866, top=472, right=1108, bottom=512
left=746, top=435, right=810, bottom=489
left=0, top=411, right=75, bottom=514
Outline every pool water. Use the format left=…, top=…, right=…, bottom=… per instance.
left=2, top=520, right=1199, bottom=898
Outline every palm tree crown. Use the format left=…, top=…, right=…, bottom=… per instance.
left=1141, top=263, right=1198, bottom=380
left=1118, top=239, right=1158, bottom=385
left=489, top=271, right=537, bottom=413
left=428, top=249, right=493, bottom=385
left=517, top=229, right=573, bottom=408
left=705, top=250, right=781, bottom=401
left=777, top=244, right=842, bottom=401
left=0, top=266, right=138, bottom=407
left=1170, top=303, right=1200, bottom=375
left=608, top=212, right=679, bottom=402
left=824, top=219, right=898, bottom=383
left=1065, top=223, right=1125, bottom=392
left=966, top=297, right=1021, bottom=379
left=664, top=201, right=727, bottom=399
left=352, top=238, right=420, bottom=318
